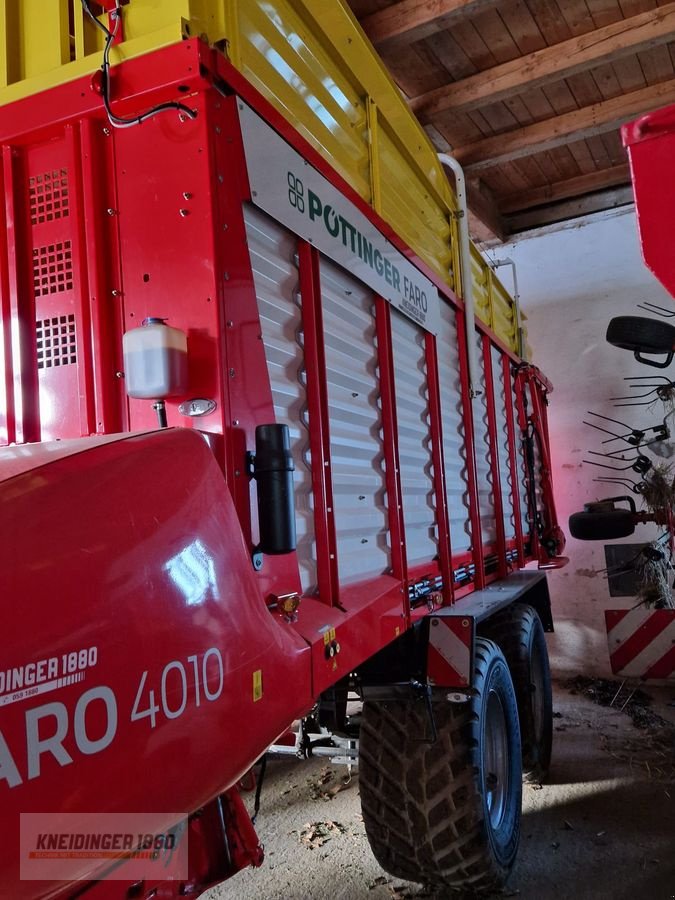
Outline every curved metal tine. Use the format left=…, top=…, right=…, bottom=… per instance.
left=613, top=398, right=657, bottom=407
left=587, top=410, right=634, bottom=429
left=583, top=419, right=636, bottom=445
left=588, top=448, right=640, bottom=462
left=584, top=457, right=640, bottom=471
left=594, top=476, right=641, bottom=493
left=637, top=301, right=675, bottom=318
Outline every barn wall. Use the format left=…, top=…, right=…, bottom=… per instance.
left=503, top=209, right=670, bottom=677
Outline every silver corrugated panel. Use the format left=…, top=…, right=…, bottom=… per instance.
left=472, top=332, right=497, bottom=546
left=244, top=205, right=316, bottom=593
left=437, top=302, right=471, bottom=554
left=320, top=257, right=390, bottom=584
left=491, top=346, right=516, bottom=540
left=391, top=309, right=438, bottom=566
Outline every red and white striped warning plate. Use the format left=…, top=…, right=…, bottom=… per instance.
left=605, top=608, right=675, bottom=679
left=427, top=615, right=473, bottom=687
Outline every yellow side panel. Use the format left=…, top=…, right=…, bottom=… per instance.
left=236, top=0, right=371, bottom=204
left=378, top=122, right=452, bottom=285
left=0, top=0, right=520, bottom=352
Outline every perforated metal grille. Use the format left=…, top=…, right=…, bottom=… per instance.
left=29, top=169, right=69, bottom=226
left=32, top=241, right=74, bottom=297
left=36, top=315, right=77, bottom=370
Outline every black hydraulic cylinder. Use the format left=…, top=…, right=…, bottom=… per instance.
left=254, top=424, right=297, bottom=555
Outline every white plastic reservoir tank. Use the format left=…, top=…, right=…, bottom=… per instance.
left=122, top=317, right=188, bottom=399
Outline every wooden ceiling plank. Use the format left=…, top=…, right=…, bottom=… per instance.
left=555, top=0, right=597, bottom=37
left=589, top=60, right=625, bottom=98
left=516, top=86, right=557, bottom=119
left=500, top=162, right=630, bottom=212
left=523, top=0, right=573, bottom=43
left=585, top=0, right=624, bottom=27
left=446, top=20, right=498, bottom=70
left=497, top=0, right=546, bottom=54
left=612, top=54, right=648, bottom=92
left=585, top=133, right=615, bottom=168
left=359, top=0, right=502, bottom=46
left=546, top=145, right=583, bottom=179
left=566, top=138, right=601, bottom=174
left=564, top=71, right=604, bottom=109
left=541, top=80, right=579, bottom=114
left=409, top=2, right=675, bottom=119
left=453, top=77, right=675, bottom=170
left=470, top=8, right=522, bottom=62
left=638, top=43, right=675, bottom=81
left=423, top=29, right=479, bottom=80
left=466, top=178, right=507, bottom=241
left=506, top=184, right=634, bottom=231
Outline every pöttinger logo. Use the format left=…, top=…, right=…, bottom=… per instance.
left=287, top=172, right=305, bottom=214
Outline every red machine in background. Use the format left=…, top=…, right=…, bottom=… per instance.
left=0, top=3, right=566, bottom=898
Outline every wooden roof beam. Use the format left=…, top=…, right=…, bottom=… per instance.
left=410, top=2, right=675, bottom=119
left=507, top=186, right=634, bottom=233
left=454, top=79, right=675, bottom=172
left=359, top=0, right=500, bottom=47
left=500, top=164, right=631, bottom=213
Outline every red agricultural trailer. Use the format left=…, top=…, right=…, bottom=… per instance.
left=0, top=2, right=566, bottom=897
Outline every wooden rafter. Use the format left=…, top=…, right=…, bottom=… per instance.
left=410, top=3, right=675, bottom=119
left=359, top=0, right=499, bottom=46
left=507, top=186, right=635, bottom=232
left=500, top=164, right=631, bottom=214
left=453, top=79, right=675, bottom=172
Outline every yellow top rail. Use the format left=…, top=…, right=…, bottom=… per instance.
left=0, top=0, right=519, bottom=352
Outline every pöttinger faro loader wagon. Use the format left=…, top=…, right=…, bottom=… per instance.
left=0, top=2, right=566, bottom=897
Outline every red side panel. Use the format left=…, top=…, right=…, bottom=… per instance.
left=0, top=429, right=312, bottom=898
left=622, top=105, right=675, bottom=301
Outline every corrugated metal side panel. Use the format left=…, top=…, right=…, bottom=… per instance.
left=491, top=345, right=516, bottom=540
left=244, top=205, right=316, bottom=592
left=320, top=257, right=390, bottom=583
left=472, top=333, right=496, bottom=546
left=437, top=301, right=471, bottom=555
left=390, top=309, right=438, bottom=566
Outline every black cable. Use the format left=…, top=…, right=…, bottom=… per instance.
left=81, top=0, right=197, bottom=129
left=251, top=755, right=267, bottom=825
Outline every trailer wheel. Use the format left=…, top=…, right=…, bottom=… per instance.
left=481, top=605, right=552, bottom=783
left=606, top=316, right=675, bottom=368
left=359, top=639, right=521, bottom=893
left=568, top=509, right=635, bottom=540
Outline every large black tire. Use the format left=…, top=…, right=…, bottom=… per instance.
left=568, top=509, right=635, bottom=540
left=607, top=316, right=675, bottom=367
left=481, top=604, right=552, bottom=783
left=606, top=316, right=675, bottom=353
left=359, top=639, right=521, bottom=893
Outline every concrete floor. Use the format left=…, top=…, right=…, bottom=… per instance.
left=206, top=682, right=675, bottom=900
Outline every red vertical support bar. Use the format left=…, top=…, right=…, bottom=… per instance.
left=514, top=369, right=535, bottom=558
left=502, top=355, right=525, bottom=567
left=3, top=145, right=40, bottom=444
left=298, top=240, right=339, bottom=606
left=482, top=336, right=508, bottom=578
left=375, top=297, right=409, bottom=619
left=65, top=123, right=96, bottom=436
left=79, top=118, right=125, bottom=434
left=456, top=308, right=484, bottom=588
left=424, top=332, right=454, bottom=605
left=0, top=149, right=15, bottom=445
